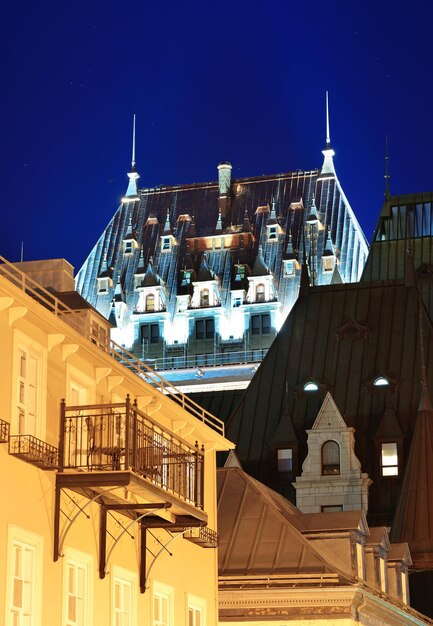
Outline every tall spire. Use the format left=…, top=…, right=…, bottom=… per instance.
left=325, top=91, right=331, bottom=149
left=384, top=135, right=391, bottom=200
left=319, top=91, right=336, bottom=178
left=122, top=114, right=140, bottom=203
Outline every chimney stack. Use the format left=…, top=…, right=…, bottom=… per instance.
left=217, top=161, right=232, bottom=218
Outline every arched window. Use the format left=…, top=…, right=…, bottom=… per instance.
left=322, top=440, right=340, bottom=475
left=200, top=289, right=210, bottom=307
left=303, top=381, right=319, bottom=392
left=256, top=283, right=265, bottom=302
left=374, top=376, right=390, bottom=387
left=145, top=293, right=155, bottom=312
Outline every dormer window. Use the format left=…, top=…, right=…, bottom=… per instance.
left=381, top=442, right=398, bottom=476
left=277, top=448, right=293, bottom=473
left=374, top=376, right=390, bottom=387
left=97, top=277, right=112, bottom=294
left=200, top=289, right=209, bottom=307
left=235, top=265, right=246, bottom=281
left=256, top=284, right=265, bottom=302
left=283, top=260, right=296, bottom=277
left=322, top=256, right=335, bottom=273
left=268, top=225, right=278, bottom=241
left=232, top=295, right=243, bottom=308
left=181, top=270, right=192, bottom=286
left=303, top=381, right=319, bottom=392
left=124, top=240, right=133, bottom=255
left=161, top=236, right=172, bottom=252
left=322, top=440, right=340, bottom=475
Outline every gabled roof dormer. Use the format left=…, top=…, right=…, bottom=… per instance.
left=134, top=258, right=167, bottom=314
left=294, top=392, right=372, bottom=514
left=191, top=254, right=220, bottom=308
left=246, top=248, right=276, bottom=304
left=96, top=254, right=113, bottom=294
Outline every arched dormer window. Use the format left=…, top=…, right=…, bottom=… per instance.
left=200, top=288, right=209, bottom=307
left=304, top=381, right=319, bottom=392
left=374, top=376, right=390, bottom=387
left=256, top=283, right=265, bottom=302
left=322, top=440, right=340, bottom=475
left=145, top=293, right=155, bottom=312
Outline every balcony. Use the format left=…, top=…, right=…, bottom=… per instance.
left=9, top=434, right=59, bottom=469
left=0, top=418, right=10, bottom=443
left=184, top=526, right=218, bottom=548
left=60, top=398, right=204, bottom=513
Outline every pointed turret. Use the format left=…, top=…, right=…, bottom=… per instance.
left=197, top=254, right=214, bottom=281
left=319, top=92, right=336, bottom=178
left=242, top=209, right=252, bottom=233
left=122, top=114, right=140, bottom=203
left=251, top=246, right=269, bottom=277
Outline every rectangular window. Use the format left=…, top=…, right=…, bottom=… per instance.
left=162, top=237, right=171, bottom=251
left=277, top=448, right=292, bottom=472
left=268, top=225, right=277, bottom=240
left=63, top=549, right=92, bottom=626
left=251, top=314, right=270, bottom=335
left=188, top=606, right=202, bottom=626
left=195, top=318, right=214, bottom=340
left=321, top=505, right=343, bottom=512
left=181, top=270, right=192, bottom=286
left=381, top=442, right=398, bottom=476
left=113, top=577, right=132, bottom=626
left=153, top=593, right=169, bottom=626
left=140, top=324, right=160, bottom=344
left=283, top=260, right=295, bottom=277
left=97, top=278, right=109, bottom=293
left=6, top=526, right=43, bottom=626
left=17, top=349, right=38, bottom=435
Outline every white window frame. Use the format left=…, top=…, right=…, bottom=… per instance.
left=111, top=566, right=137, bottom=626
left=5, top=525, right=44, bottom=626
left=62, top=547, right=93, bottom=626
left=12, top=330, right=47, bottom=439
left=152, top=582, right=174, bottom=626
left=187, top=594, right=206, bottom=626
left=381, top=442, right=399, bottom=476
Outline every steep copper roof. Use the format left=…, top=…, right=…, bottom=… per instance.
left=217, top=467, right=340, bottom=576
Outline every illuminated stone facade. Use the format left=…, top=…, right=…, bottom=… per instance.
left=0, top=255, right=233, bottom=626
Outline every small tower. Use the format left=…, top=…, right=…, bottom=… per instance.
left=217, top=161, right=232, bottom=218
left=294, top=392, right=372, bottom=513
left=122, top=114, right=140, bottom=203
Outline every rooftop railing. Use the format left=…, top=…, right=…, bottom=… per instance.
left=0, top=255, right=224, bottom=436
left=61, top=398, right=204, bottom=509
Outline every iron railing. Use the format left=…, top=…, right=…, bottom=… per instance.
left=9, top=434, right=59, bottom=469
left=0, top=418, right=10, bottom=443
left=0, top=255, right=224, bottom=436
left=148, top=348, right=268, bottom=371
left=184, top=526, right=219, bottom=548
left=61, top=399, right=204, bottom=509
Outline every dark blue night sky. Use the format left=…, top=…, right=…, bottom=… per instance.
left=1, top=1, right=432, bottom=272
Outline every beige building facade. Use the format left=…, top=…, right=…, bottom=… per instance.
left=0, top=256, right=233, bottom=626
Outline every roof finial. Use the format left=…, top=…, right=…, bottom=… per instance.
left=131, top=114, right=136, bottom=170
left=325, top=91, right=331, bottom=149
left=384, top=135, right=391, bottom=200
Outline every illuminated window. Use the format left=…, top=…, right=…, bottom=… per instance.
left=381, top=442, right=398, bottom=476
left=181, top=270, right=192, bottom=286
left=356, top=542, right=364, bottom=579
left=283, top=260, right=295, bottom=277
left=251, top=313, right=270, bottom=335
left=322, top=257, right=334, bottom=272
left=256, top=284, right=265, bottom=302
left=17, top=348, right=39, bottom=436
left=145, top=294, right=155, bottom=312
left=140, top=324, right=159, bottom=344
left=62, top=548, right=92, bottom=626
left=303, top=381, right=319, bottom=392
left=234, top=265, right=246, bottom=281
left=374, top=376, right=390, bottom=387
left=232, top=294, right=242, bottom=308
left=113, top=575, right=133, bottom=626
left=200, top=289, right=209, bottom=307
left=153, top=592, right=169, bottom=626
left=195, top=318, right=214, bottom=340
left=97, top=277, right=110, bottom=293
left=322, top=440, right=340, bottom=475
left=277, top=448, right=292, bottom=472
left=6, top=527, right=43, bottom=626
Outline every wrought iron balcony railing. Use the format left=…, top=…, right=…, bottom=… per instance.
left=9, top=434, right=59, bottom=469
left=0, top=255, right=225, bottom=437
left=184, top=526, right=218, bottom=548
left=0, top=418, right=10, bottom=443
left=60, top=398, right=204, bottom=509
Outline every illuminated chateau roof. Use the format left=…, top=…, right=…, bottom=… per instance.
left=76, top=107, right=368, bottom=389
